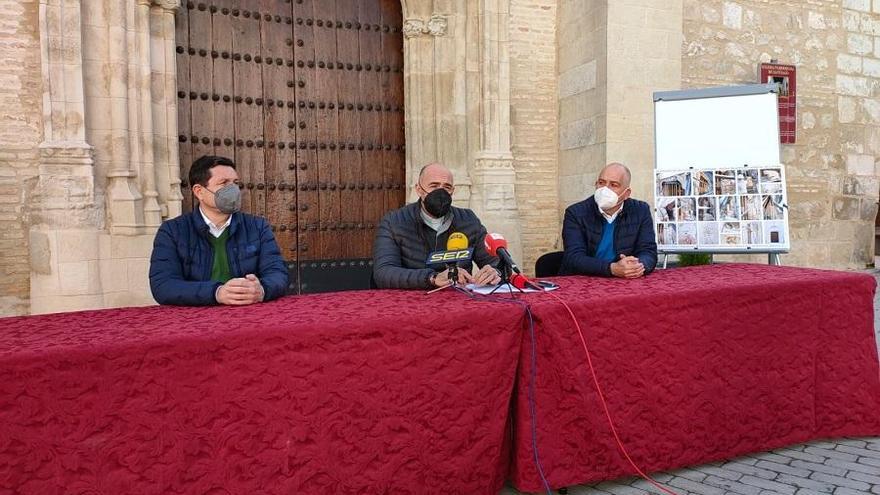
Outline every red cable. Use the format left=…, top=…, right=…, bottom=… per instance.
left=546, top=291, right=681, bottom=495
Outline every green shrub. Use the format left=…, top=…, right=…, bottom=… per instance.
left=677, top=253, right=713, bottom=267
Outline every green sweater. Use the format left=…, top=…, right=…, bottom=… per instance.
left=208, top=229, right=232, bottom=283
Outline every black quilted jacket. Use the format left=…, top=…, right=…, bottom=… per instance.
left=372, top=202, right=498, bottom=289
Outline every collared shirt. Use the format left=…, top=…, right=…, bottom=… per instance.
left=599, top=202, right=624, bottom=224
left=199, top=207, right=232, bottom=238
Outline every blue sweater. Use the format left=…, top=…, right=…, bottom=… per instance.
left=594, top=221, right=616, bottom=263
left=149, top=210, right=290, bottom=305
left=560, top=197, right=658, bottom=277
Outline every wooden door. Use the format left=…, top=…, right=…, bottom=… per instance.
left=176, top=0, right=405, bottom=293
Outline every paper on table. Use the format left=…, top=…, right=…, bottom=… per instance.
left=465, top=282, right=559, bottom=295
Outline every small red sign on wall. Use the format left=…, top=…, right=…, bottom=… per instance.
left=759, top=62, right=796, bottom=144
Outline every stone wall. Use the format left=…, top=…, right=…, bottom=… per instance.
left=510, top=0, right=559, bottom=271
left=606, top=0, right=682, bottom=201
left=0, top=0, right=41, bottom=316
left=557, top=0, right=682, bottom=217
left=558, top=0, right=606, bottom=219
left=682, top=0, right=879, bottom=268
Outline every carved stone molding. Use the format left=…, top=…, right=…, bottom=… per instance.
left=403, top=14, right=448, bottom=38
left=151, top=0, right=181, bottom=11
left=34, top=142, right=102, bottom=228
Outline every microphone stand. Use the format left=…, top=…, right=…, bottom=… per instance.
left=426, top=262, right=461, bottom=294
left=488, top=259, right=524, bottom=296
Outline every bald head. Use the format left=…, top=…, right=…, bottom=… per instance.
left=599, top=162, right=632, bottom=188
left=418, top=162, right=454, bottom=184
left=415, top=162, right=455, bottom=201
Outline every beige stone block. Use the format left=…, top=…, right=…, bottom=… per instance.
left=559, top=60, right=597, bottom=99
left=847, top=153, right=876, bottom=175
left=837, top=75, right=870, bottom=96
left=848, top=33, right=874, bottom=55
left=845, top=0, right=872, bottom=13
left=875, top=0, right=880, bottom=13
left=838, top=53, right=863, bottom=74
left=29, top=230, right=55, bottom=275
left=559, top=118, right=596, bottom=150
left=644, top=7, right=682, bottom=31
left=103, top=290, right=157, bottom=309
left=31, top=294, right=105, bottom=315
left=99, top=258, right=128, bottom=293
left=864, top=57, right=880, bottom=78
left=808, top=11, right=827, bottom=30
left=722, top=2, right=742, bottom=30
left=58, top=260, right=101, bottom=295
left=110, top=234, right=154, bottom=259
left=861, top=97, right=880, bottom=123
left=844, top=10, right=862, bottom=32
left=57, top=229, right=99, bottom=262
left=832, top=196, right=862, bottom=220
left=559, top=173, right=590, bottom=204
left=860, top=197, right=879, bottom=220
left=126, top=258, right=151, bottom=294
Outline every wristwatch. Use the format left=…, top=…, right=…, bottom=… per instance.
left=428, top=272, right=438, bottom=287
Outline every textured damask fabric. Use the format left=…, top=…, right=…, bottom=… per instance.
left=3, top=264, right=878, bottom=495
left=0, top=289, right=525, bottom=494
left=509, top=263, right=880, bottom=492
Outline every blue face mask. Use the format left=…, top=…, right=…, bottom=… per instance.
left=204, top=183, right=241, bottom=214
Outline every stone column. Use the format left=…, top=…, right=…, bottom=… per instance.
left=469, top=0, right=523, bottom=262
left=106, top=0, right=146, bottom=235
left=152, top=0, right=183, bottom=219
left=36, top=0, right=97, bottom=225
left=401, top=1, right=440, bottom=189
left=135, top=0, right=162, bottom=227
left=31, top=0, right=104, bottom=313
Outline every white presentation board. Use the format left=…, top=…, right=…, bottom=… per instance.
left=652, top=84, right=789, bottom=253
left=654, top=85, right=781, bottom=171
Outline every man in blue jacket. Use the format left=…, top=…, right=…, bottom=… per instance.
left=149, top=155, right=289, bottom=305
left=560, top=162, right=657, bottom=278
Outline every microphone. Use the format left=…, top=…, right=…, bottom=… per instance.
left=483, top=233, right=522, bottom=274
left=426, top=232, right=473, bottom=286
left=447, top=232, right=468, bottom=250
left=511, top=272, right=543, bottom=291
left=445, top=232, right=469, bottom=284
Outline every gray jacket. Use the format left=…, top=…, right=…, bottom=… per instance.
left=372, top=201, right=499, bottom=289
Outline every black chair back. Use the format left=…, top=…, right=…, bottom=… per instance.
left=535, top=251, right=564, bottom=277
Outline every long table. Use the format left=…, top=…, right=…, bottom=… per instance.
left=0, top=289, right=524, bottom=494
left=508, top=264, right=880, bottom=492
left=1, top=264, right=879, bottom=494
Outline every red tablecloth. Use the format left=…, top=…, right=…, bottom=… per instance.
left=3, top=264, right=879, bottom=495
left=509, top=264, right=880, bottom=492
left=0, top=289, right=524, bottom=494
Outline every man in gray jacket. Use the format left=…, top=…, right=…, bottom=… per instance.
left=372, top=163, right=501, bottom=289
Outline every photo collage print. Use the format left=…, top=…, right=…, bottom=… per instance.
left=654, top=167, right=787, bottom=249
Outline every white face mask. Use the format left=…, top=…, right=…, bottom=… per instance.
left=594, top=186, right=621, bottom=210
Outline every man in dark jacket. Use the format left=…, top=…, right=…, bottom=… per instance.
left=372, top=163, right=501, bottom=289
left=560, top=162, right=657, bottom=278
left=149, top=155, right=289, bottom=305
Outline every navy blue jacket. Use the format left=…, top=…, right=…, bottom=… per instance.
left=149, top=210, right=289, bottom=305
left=560, top=196, right=658, bottom=277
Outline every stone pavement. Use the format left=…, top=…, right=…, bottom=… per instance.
left=502, top=268, right=880, bottom=495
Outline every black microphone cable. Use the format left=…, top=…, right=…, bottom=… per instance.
left=452, top=285, right=553, bottom=495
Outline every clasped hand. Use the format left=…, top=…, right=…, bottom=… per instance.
left=610, top=254, right=644, bottom=279
left=217, top=274, right=265, bottom=305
